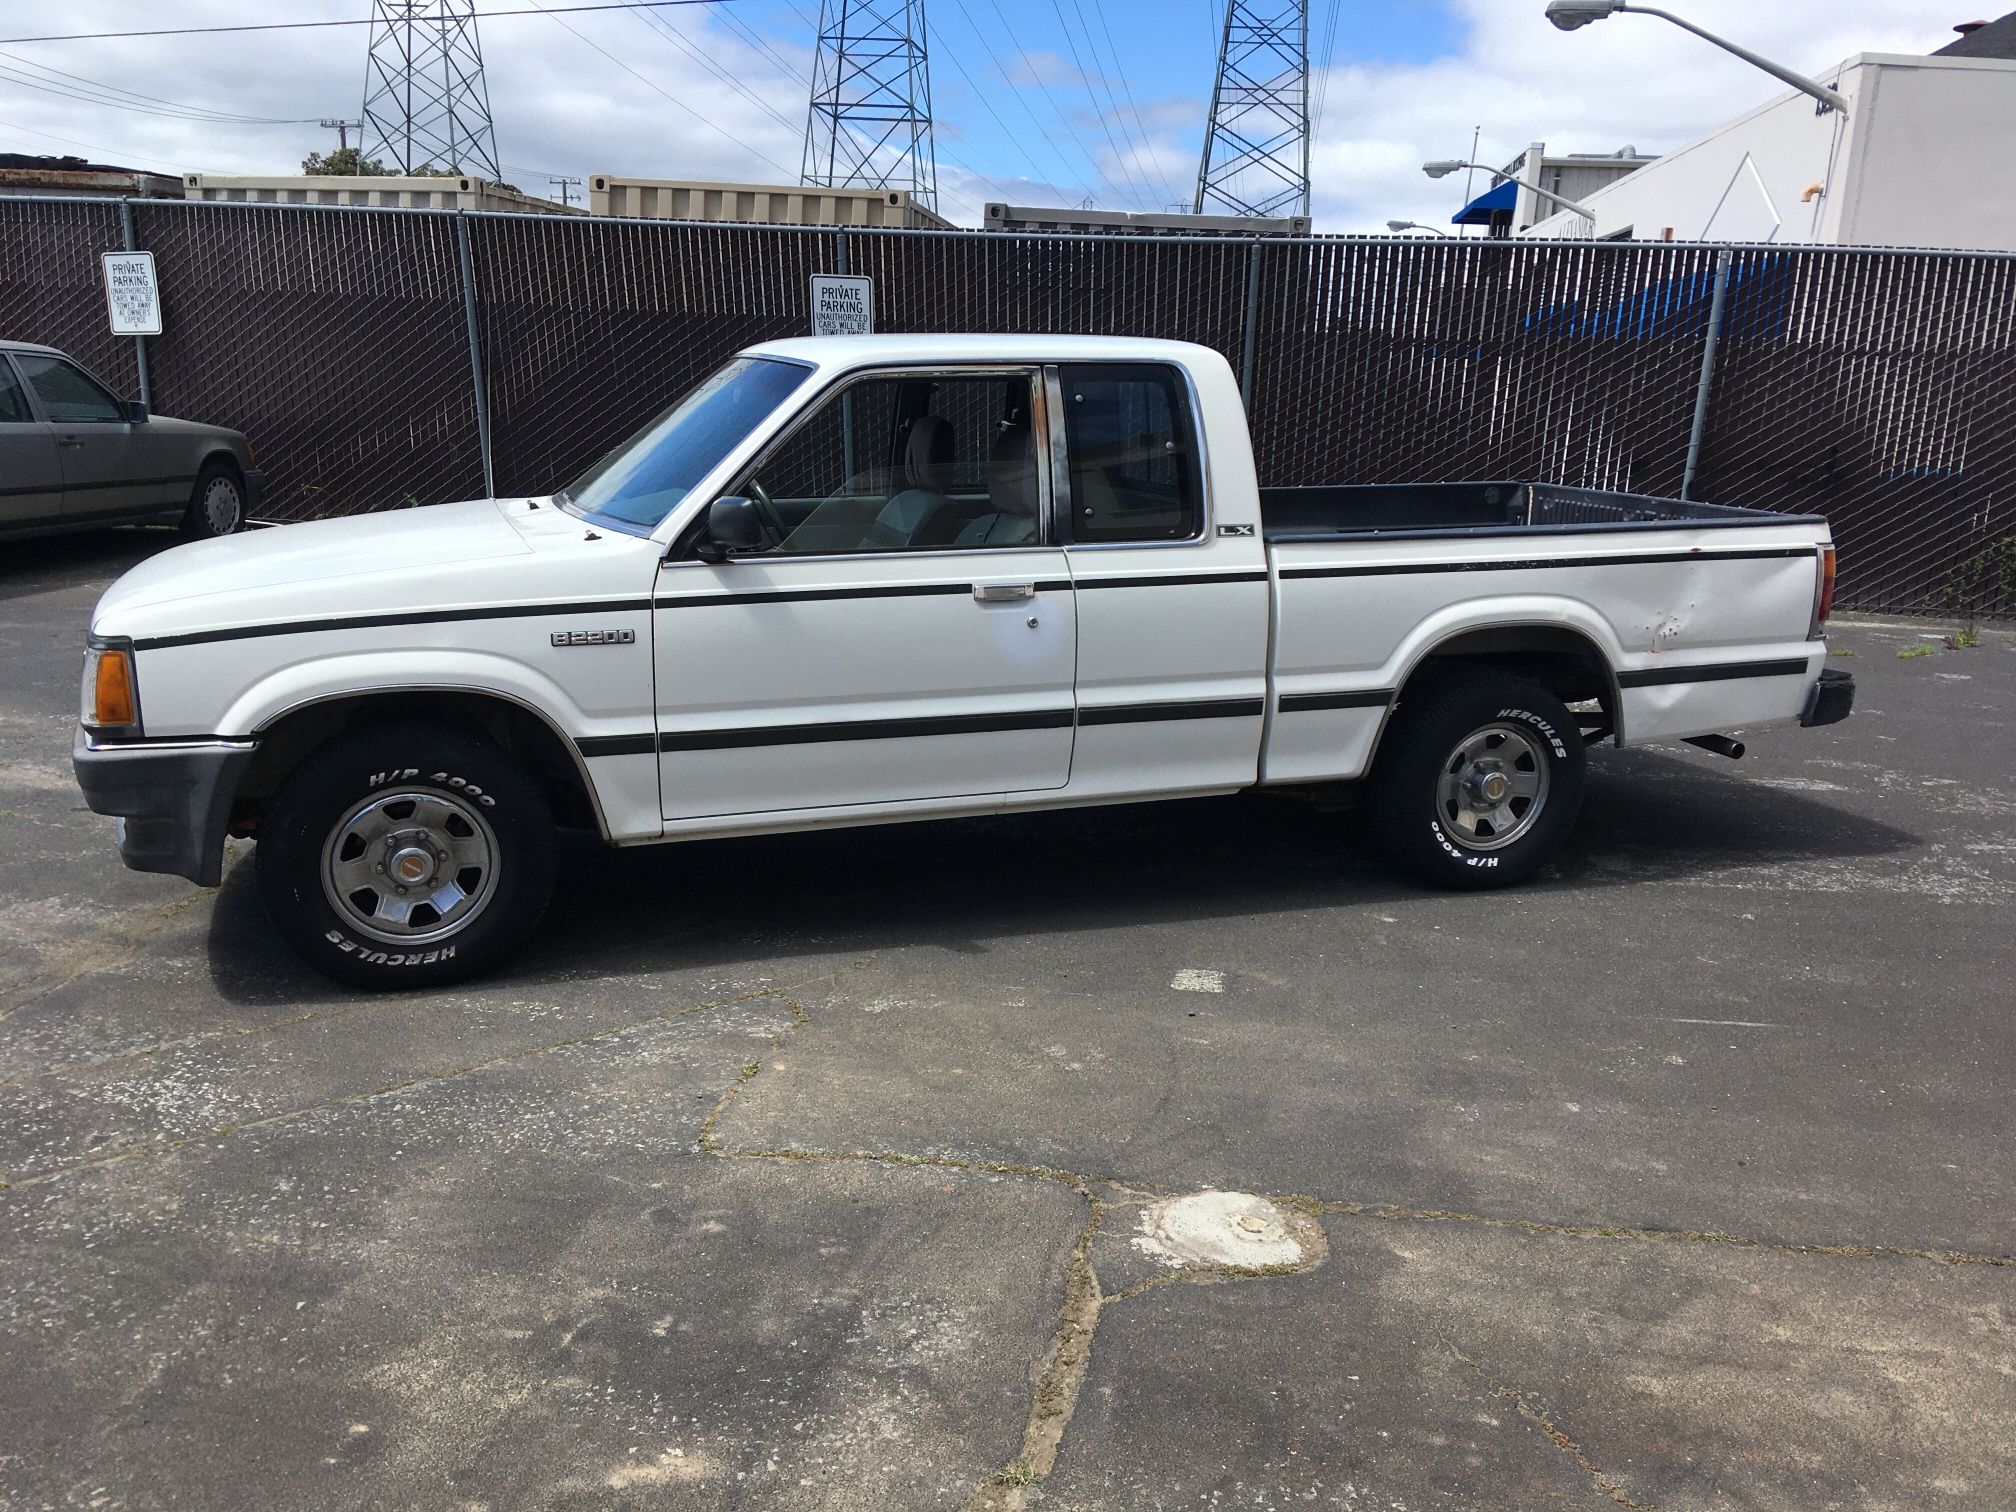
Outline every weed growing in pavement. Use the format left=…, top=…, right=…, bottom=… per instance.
left=1897, top=645, right=1936, bottom=660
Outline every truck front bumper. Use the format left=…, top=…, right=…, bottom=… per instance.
left=1801, top=667, right=1855, bottom=728
left=72, top=731, right=255, bottom=887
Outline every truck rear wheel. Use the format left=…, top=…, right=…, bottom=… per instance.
left=257, top=722, right=556, bottom=989
left=1366, top=670, right=1585, bottom=890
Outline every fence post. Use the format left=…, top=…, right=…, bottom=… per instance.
left=1681, top=246, right=1734, bottom=500
left=118, top=198, right=151, bottom=408
left=833, top=226, right=848, bottom=276
left=1239, top=236, right=1263, bottom=401
left=453, top=212, right=496, bottom=499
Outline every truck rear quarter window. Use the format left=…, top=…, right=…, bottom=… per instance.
left=1060, top=363, right=1201, bottom=544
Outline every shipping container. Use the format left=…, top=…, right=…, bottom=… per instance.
left=588, top=176, right=953, bottom=229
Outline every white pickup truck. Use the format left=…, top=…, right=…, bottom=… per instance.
left=74, top=335, right=1852, bottom=987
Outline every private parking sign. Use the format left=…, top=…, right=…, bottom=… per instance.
left=101, top=251, right=162, bottom=336
left=810, top=274, right=873, bottom=337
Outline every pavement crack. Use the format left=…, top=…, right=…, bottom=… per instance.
left=1318, top=1198, right=2014, bottom=1269
left=1449, top=1343, right=1660, bottom=1511
left=0, top=886, right=218, bottom=1026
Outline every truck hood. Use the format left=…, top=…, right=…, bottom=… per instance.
left=91, top=497, right=654, bottom=640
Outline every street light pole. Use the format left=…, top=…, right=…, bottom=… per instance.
left=1543, top=1, right=1850, bottom=114
left=1422, top=160, right=1597, bottom=223
left=1386, top=220, right=1454, bottom=236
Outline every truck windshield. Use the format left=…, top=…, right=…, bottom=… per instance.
left=557, top=357, right=811, bottom=532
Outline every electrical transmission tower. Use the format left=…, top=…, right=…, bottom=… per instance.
left=1194, top=1, right=1310, bottom=218
left=801, top=0, right=938, bottom=211
left=361, top=0, right=503, bottom=180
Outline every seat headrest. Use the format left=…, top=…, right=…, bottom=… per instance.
left=988, top=424, right=1036, bottom=517
left=905, top=415, right=955, bottom=491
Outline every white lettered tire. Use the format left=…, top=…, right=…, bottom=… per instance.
left=1366, top=670, right=1586, bottom=889
left=257, top=722, right=556, bottom=989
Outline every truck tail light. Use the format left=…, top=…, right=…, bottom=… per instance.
left=1810, top=546, right=1837, bottom=637
left=84, top=644, right=140, bottom=734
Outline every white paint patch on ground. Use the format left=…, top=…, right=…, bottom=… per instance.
left=1169, top=969, right=1224, bottom=994
left=1134, top=1191, right=1304, bottom=1269
left=1748, top=776, right=1847, bottom=792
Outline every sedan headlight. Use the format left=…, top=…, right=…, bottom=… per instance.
left=82, top=638, right=142, bottom=738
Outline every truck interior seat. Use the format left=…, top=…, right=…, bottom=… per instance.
left=861, top=414, right=958, bottom=548
left=952, top=424, right=1039, bottom=546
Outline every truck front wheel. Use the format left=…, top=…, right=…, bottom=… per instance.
left=1366, top=671, right=1585, bottom=889
left=257, top=723, right=556, bottom=989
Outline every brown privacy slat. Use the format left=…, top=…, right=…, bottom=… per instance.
left=0, top=197, right=135, bottom=397
left=127, top=200, right=482, bottom=520
left=0, top=198, right=2010, bottom=619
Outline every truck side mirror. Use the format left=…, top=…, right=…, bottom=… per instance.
left=126, top=400, right=149, bottom=425
left=694, top=494, right=764, bottom=563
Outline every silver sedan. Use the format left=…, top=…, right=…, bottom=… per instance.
left=0, top=339, right=262, bottom=542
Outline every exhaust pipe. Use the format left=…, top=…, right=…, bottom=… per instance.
left=1684, top=734, right=1746, bottom=760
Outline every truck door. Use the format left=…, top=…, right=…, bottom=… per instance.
left=651, top=367, right=1078, bottom=822
left=0, top=357, right=64, bottom=528
left=1051, top=361, right=1271, bottom=798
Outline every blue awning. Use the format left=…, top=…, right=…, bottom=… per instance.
left=1451, top=178, right=1516, bottom=226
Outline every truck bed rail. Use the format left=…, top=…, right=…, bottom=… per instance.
left=1259, top=481, right=1823, bottom=543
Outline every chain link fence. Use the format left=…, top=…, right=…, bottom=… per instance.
left=2, top=195, right=2010, bottom=619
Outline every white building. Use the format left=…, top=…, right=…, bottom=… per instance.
left=1522, top=17, right=2016, bottom=251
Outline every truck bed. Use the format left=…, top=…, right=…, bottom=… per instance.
left=1259, top=481, right=1820, bottom=541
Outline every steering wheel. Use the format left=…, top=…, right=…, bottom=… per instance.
left=744, top=478, right=788, bottom=550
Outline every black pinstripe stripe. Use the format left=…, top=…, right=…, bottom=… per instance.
left=578, top=696, right=1269, bottom=757
left=1279, top=547, right=1817, bottom=580
left=1277, top=689, right=1395, bottom=712
left=132, top=598, right=654, bottom=652
left=1616, top=657, right=1811, bottom=688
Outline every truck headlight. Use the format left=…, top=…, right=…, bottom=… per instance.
left=82, top=639, right=141, bottom=737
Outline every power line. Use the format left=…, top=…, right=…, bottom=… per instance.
left=629, top=8, right=803, bottom=136
left=0, top=115, right=192, bottom=172
left=1080, top=0, right=1181, bottom=204
left=528, top=1, right=801, bottom=179
left=947, top=0, right=1102, bottom=195
left=1309, top=0, right=1343, bottom=139
left=1044, top=0, right=1152, bottom=209
left=931, top=25, right=1082, bottom=196
left=0, top=63, right=326, bottom=124
left=0, top=2, right=739, bottom=48
left=0, top=51, right=325, bottom=124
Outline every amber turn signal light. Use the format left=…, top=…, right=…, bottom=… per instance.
left=89, top=646, right=139, bottom=731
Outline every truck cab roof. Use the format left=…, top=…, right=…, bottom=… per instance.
left=745, top=334, right=1221, bottom=371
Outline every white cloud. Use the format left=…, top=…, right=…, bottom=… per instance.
left=0, top=0, right=1984, bottom=231
left=1312, top=0, right=1980, bottom=233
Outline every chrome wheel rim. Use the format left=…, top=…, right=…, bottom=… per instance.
left=319, top=790, right=499, bottom=945
left=201, top=476, right=242, bottom=534
left=1434, top=722, right=1550, bottom=851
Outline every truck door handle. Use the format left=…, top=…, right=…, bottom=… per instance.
left=57, top=437, right=84, bottom=448
left=973, top=582, right=1036, bottom=603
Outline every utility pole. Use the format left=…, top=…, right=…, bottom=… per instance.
left=1195, top=1, right=1311, bottom=218
left=319, top=118, right=363, bottom=152
left=548, top=174, right=583, bottom=207
left=801, top=0, right=938, bottom=211
left=360, top=0, right=503, bottom=180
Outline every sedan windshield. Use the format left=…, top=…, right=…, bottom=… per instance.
left=557, top=357, right=810, bottom=532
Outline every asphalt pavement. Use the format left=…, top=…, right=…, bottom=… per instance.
left=3, top=527, right=2012, bottom=1511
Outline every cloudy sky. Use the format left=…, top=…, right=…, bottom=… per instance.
left=0, top=0, right=1985, bottom=231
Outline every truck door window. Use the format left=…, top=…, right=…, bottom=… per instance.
left=738, top=372, right=1042, bottom=554
left=1058, top=364, right=1200, bottom=543
left=17, top=355, right=123, bottom=424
